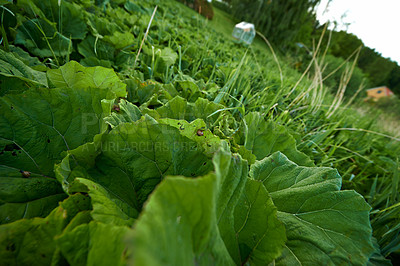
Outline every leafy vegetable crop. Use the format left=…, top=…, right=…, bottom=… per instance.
left=0, top=0, right=394, bottom=265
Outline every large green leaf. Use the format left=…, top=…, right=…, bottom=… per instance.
left=212, top=143, right=286, bottom=265
left=233, top=178, right=286, bottom=264
left=0, top=193, right=91, bottom=265
left=0, top=49, right=48, bottom=95
left=9, top=46, right=46, bottom=70
left=14, top=18, right=72, bottom=58
left=47, top=61, right=126, bottom=93
left=55, top=118, right=214, bottom=217
left=127, top=173, right=235, bottom=265
left=78, top=35, right=116, bottom=62
left=0, top=76, right=28, bottom=97
left=159, top=47, right=178, bottom=67
left=0, top=63, right=125, bottom=176
left=55, top=221, right=130, bottom=266
left=104, top=99, right=142, bottom=128
left=126, top=142, right=285, bottom=265
left=0, top=175, right=66, bottom=224
left=17, top=0, right=87, bottom=40
left=155, top=96, right=225, bottom=126
left=103, top=31, right=135, bottom=49
left=250, top=152, right=374, bottom=265
left=0, top=61, right=126, bottom=223
left=158, top=118, right=221, bottom=156
left=76, top=178, right=136, bottom=226
left=242, top=112, right=314, bottom=166
left=125, top=78, right=175, bottom=105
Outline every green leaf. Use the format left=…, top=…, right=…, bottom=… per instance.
left=56, top=221, right=130, bottom=266
left=104, top=99, right=142, bottom=128
left=15, top=18, right=72, bottom=58
left=103, top=31, right=135, bottom=49
left=212, top=144, right=285, bottom=265
left=0, top=76, right=32, bottom=97
left=160, top=47, right=178, bottom=67
left=78, top=35, right=115, bottom=62
left=124, top=1, right=145, bottom=14
left=174, top=78, right=202, bottom=102
left=0, top=49, right=48, bottom=95
left=125, top=78, right=166, bottom=105
left=0, top=61, right=125, bottom=222
left=127, top=173, right=235, bottom=265
left=47, top=61, right=126, bottom=95
left=250, top=152, right=374, bottom=265
left=0, top=176, right=66, bottom=224
left=86, top=13, right=123, bottom=38
left=233, top=178, right=286, bottom=264
left=17, top=0, right=87, bottom=40
left=158, top=118, right=221, bottom=156
left=127, top=143, right=286, bottom=265
left=242, top=112, right=314, bottom=166
left=0, top=70, right=125, bottom=176
left=76, top=178, right=136, bottom=226
left=55, top=118, right=214, bottom=216
left=80, top=57, right=113, bottom=68
left=9, top=45, right=46, bottom=70
left=0, top=193, right=91, bottom=265
left=156, top=96, right=225, bottom=126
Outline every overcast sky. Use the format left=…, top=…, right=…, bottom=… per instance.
left=316, top=0, right=400, bottom=64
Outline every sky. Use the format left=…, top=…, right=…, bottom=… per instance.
left=315, top=0, right=400, bottom=64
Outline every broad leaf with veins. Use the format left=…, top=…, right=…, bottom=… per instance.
left=250, top=152, right=374, bottom=265
left=55, top=118, right=214, bottom=216
left=0, top=61, right=126, bottom=224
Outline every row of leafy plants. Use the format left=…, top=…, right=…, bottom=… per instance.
left=0, top=0, right=399, bottom=264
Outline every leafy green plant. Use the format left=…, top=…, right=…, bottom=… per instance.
left=0, top=0, right=398, bottom=264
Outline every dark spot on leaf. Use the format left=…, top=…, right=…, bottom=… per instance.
left=11, top=151, right=17, bottom=156
left=41, top=254, right=46, bottom=258
left=4, top=143, right=20, bottom=151
left=47, top=139, right=51, bottom=143
left=6, top=243, right=16, bottom=252
left=203, top=162, right=207, bottom=165
left=10, top=105, right=14, bottom=110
